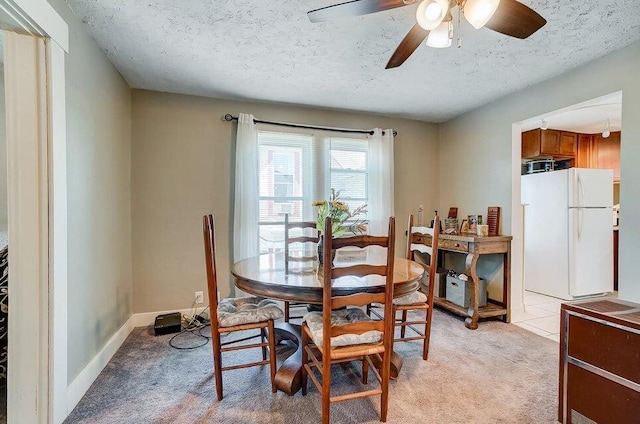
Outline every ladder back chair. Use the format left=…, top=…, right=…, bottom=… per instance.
left=283, top=213, right=320, bottom=322
left=203, top=214, right=283, bottom=400
left=389, top=214, right=440, bottom=360
left=301, top=216, right=396, bottom=424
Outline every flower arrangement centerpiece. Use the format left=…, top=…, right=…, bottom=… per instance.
left=313, top=189, right=367, bottom=263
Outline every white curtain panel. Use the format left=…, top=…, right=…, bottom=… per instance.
left=233, top=113, right=260, bottom=262
left=367, top=128, right=395, bottom=235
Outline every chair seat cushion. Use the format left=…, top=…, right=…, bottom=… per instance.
left=393, top=290, right=427, bottom=306
left=303, top=308, right=382, bottom=348
left=217, top=297, right=283, bottom=328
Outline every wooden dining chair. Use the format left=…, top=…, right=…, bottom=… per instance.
left=283, top=213, right=319, bottom=322
left=301, top=216, right=396, bottom=424
left=388, top=214, right=440, bottom=360
left=202, top=214, right=283, bottom=400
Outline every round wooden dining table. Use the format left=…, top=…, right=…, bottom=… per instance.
left=231, top=248, right=425, bottom=396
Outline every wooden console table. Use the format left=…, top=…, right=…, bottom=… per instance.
left=433, top=233, right=512, bottom=330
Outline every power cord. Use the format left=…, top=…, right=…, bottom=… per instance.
left=168, top=304, right=212, bottom=350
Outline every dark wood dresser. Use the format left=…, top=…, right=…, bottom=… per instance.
left=559, top=298, right=640, bottom=423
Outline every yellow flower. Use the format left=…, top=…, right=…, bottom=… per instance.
left=354, top=223, right=368, bottom=232
left=332, top=201, right=348, bottom=211
left=313, top=189, right=368, bottom=237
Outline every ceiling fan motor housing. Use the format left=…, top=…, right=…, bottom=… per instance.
left=307, top=0, right=547, bottom=69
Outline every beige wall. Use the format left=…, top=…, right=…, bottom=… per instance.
left=47, top=0, right=133, bottom=384
left=440, top=40, right=640, bottom=306
left=131, top=90, right=438, bottom=313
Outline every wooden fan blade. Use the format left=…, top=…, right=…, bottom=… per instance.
left=385, top=24, right=429, bottom=69
left=484, top=0, right=546, bottom=39
left=308, top=0, right=414, bottom=23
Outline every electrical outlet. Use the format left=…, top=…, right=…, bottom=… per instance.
left=194, top=291, right=204, bottom=304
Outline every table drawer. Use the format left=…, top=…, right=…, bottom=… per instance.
left=412, top=234, right=433, bottom=247
left=439, top=239, right=469, bottom=252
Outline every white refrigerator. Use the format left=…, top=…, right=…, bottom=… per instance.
left=522, top=168, right=613, bottom=300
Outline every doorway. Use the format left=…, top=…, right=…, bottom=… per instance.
left=0, top=0, right=69, bottom=422
left=0, top=30, right=6, bottom=422
left=512, top=92, right=622, bottom=340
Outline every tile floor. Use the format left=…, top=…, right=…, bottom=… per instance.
left=513, top=290, right=618, bottom=342
left=512, top=291, right=565, bottom=343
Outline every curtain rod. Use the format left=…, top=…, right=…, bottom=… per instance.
left=223, top=114, right=397, bottom=137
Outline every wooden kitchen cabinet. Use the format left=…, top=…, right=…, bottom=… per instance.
left=522, top=129, right=545, bottom=158
left=576, top=134, right=594, bottom=168
left=575, top=131, right=620, bottom=182
left=595, top=131, right=621, bottom=182
left=559, top=131, right=578, bottom=156
left=538, top=129, right=561, bottom=156
left=522, top=129, right=577, bottom=159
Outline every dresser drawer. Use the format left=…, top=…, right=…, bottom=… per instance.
left=439, top=239, right=469, bottom=252
left=567, top=314, right=640, bottom=384
left=566, top=363, right=640, bottom=424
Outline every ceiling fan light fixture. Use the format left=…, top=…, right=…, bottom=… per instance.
left=426, top=21, right=453, bottom=48
left=463, top=0, right=501, bottom=29
left=416, top=0, right=448, bottom=30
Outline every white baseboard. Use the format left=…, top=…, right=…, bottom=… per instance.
left=65, top=307, right=209, bottom=415
left=66, top=315, right=135, bottom=413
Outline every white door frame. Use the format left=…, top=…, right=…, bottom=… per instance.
left=1, top=0, right=68, bottom=423
left=510, top=91, right=623, bottom=314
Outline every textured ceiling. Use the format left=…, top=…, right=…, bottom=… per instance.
left=64, top=0, right=640, bottom=122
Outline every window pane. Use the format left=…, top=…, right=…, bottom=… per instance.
left=331, top=149, right=366, bottom=171
left=259, top=145, right=303, bottom=197
left=259, top=199, right=304, bottom=222
left=259, top=224, right=283, bottom=254
left=331, top=172, right=367, bottom=200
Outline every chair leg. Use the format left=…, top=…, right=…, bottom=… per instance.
left=211, top=329, right=224, bottom=401
left=380, top=351, right=390, bottom=422
left=284, top=301, right=290, bottom=322
left=400, top=310, right=408, bottom=338
left=362, top=356, right=368, bottom=385
left=267, top=320, right=277, bottom=393
left=423, top=309, right=432, bottom=361
left=260, top=328, right=267, bottom=360
left=322, top=352, right=331, bottom=424
left=389, top=332, right=395, bottom=362
left=301, top=324, right=309, bottom=396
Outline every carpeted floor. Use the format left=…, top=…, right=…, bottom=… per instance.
left=64, top=310, right=560, bottom=424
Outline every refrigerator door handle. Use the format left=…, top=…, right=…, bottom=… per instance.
left=577, top=175, right=584, bottom=209
left=577, top=208, right=582, bottom=240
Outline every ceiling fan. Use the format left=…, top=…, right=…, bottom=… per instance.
left=307, top=0, right=546, bottom=69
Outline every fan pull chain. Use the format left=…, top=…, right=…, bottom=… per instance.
left=457, top=2, right=462, bottom=48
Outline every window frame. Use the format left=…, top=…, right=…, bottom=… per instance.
left=256, top=127, right=369, bottom=254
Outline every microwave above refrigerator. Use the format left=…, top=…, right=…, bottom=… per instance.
left=524, top=159, right=554, bottom=174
